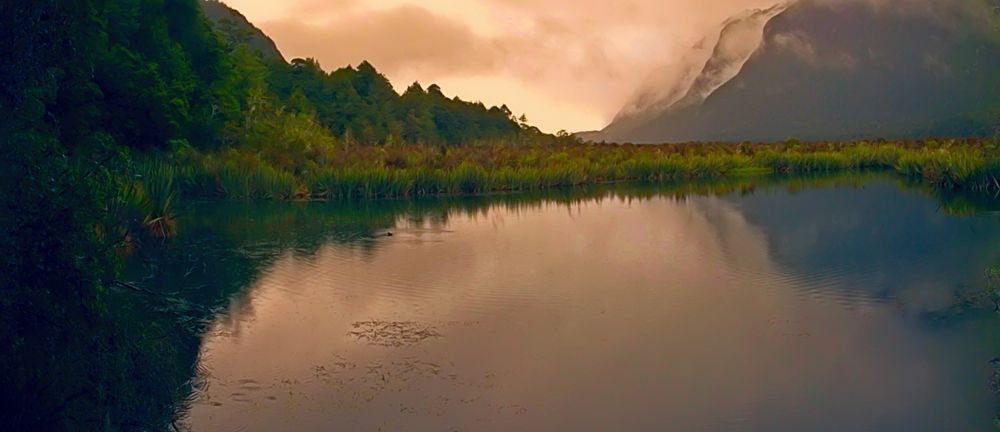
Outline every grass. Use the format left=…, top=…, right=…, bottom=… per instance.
left=103, top=161, right=181, bottom=245
left=133, top=138, right=1000, bottom=205
left=137, top=161, right=178, bottom=238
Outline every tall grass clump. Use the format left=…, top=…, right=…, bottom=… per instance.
left=448, top=162, right=489, bottom=194
left=843, top=143, right=902, bottom=169
left=217, top=163, right=297, bottom=200
left=136, top=161, right=179, bottom=238
left=101, top=160, right=181, bottom=244
left=895, top=147, right=1000, bottom=191
left=755, top=150, right=848, bottom=173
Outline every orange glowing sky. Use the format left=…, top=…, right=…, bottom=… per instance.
left=219, top=0, right=780, bottom=132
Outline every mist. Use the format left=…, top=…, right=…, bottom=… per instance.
left=615, top=0, right=1000, bottom=124
left=220, top=0, right=997, bottom=132
left=219, top=0, right=781, bottom=131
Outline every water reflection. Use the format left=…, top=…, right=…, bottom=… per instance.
left=128, top=175, right=1000, bottom=431
left=730, top=181, right=1000, bottom=314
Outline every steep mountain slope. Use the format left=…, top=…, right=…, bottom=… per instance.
left=591, top=0, right=1000, bottom=143
left=201, top=0, right=284, bottom=61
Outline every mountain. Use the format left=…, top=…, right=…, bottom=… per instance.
left=200, top=0, right=284, bottom=61
left=588, top=0, right=1000, bottom=143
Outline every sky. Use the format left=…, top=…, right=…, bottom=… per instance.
left=219, top=0, right=782, bottom=133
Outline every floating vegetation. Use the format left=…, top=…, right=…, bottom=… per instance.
left=348, top=321, right=444, bottom=347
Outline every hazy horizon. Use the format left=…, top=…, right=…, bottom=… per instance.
left=218, top=0, right=784, bottom=133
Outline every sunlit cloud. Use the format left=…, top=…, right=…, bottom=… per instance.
left=217, top=0, right=781, bottom=132
left=214, top=0, right=997, bottom=132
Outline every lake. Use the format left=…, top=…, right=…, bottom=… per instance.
left=131, top=175, right=1000, bottom=431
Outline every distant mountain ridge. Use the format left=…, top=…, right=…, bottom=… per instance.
left=586, top=0, right=1000, bottom=143
left=200, top=0, right=284, bottom=61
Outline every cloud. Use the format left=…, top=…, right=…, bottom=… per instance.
left=228, top=0, right=786, bottom=131
left=260, top=6, right=501, bottom=75
left=614, top=3, right=789, bottom=122
left=769, top=31, right=858, bottom=70
left=222, top=0, right=998, bottom=131
left=613, top=0, right=998, bottom=124
left=771, top=31, right=817, bottom=63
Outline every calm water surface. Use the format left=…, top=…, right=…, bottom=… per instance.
left=149, top=177, right=1000, bottom=431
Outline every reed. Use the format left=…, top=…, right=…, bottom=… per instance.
left=139, top=138, right=1000, bottom=203
left=136, top=161, right=179, bottom=238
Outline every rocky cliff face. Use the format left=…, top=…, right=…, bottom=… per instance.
left=589, top=0, right=1000, bottom=143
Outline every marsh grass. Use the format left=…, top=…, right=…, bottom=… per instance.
left=216, top=164, right=297, bottom=200
left=137, top=161, right=178, bottom=238
left=104, top=161, right=181, bottom=243
left=140, top=139, right=1000, bottom=204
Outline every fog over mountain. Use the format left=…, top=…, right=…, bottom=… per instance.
left=584, top=0, right=1000, bottom=143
